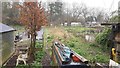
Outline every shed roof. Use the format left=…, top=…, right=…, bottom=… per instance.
left=0, top=23, right=15, bottom=33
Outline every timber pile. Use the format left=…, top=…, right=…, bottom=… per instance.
left=52, top=41, right=90, bottom=68
left=115, top=33, right=120, bottom=42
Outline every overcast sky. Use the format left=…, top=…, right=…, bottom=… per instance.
left=66, top=0, right=119, bottom=11
left=41, top=0, right=119, bottom=12
left=2, top=0, right=120, bottom=12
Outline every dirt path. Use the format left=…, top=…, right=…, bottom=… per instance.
left=42, top=53, right=52, bottom=68
left=5, top=55, right=18, bottom=67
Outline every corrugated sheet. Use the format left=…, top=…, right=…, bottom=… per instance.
left=0, top=23, right=15, bottom=33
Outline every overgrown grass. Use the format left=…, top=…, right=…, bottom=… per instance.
left=35, top=41, right=43, bottom=49
left=64, top=26, right=95, bottom=34
left=45, top=26, right=109, bottom=64
left=34, top=50, right=45, bottom=64
left=30, top=41, right=45, bottom=67
left=45, top=27, right=55, bottom=45
left=63, top=26, right=109, bottom=63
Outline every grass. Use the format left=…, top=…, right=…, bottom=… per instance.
left=34, top=50, right=45, bottom=63
left=35, top=41, right=43, bottom=49
left=64, top=26, right=95, bottom=34
left=46, top=26, right=109, bottom=64
left=73, top=43, right=109, bottom=63
left=44, top=27, right=55, bottom=45
left=64, top=26, right=109, bottom=63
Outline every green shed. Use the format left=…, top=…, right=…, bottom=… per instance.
left=0, top=23, right=15, bottom=66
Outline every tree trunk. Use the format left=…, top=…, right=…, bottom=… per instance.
left=28, top=32, right=30, bottom=38
left=28, top=35, right=34, bottom=61
left=28, top=30, right=36, bottom=61
left=32, top=34, right=36, bottom=60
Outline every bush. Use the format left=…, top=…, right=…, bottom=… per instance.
left=95, top=28, right=111, bottom=50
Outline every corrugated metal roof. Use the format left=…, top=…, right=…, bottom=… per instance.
left=0, top=23, right=15, bottom=33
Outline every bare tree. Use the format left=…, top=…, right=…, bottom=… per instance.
left=80, top=3, right=89, bottom=25
left=71, top=3, right=83, bottom=22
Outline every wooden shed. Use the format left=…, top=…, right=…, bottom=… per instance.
left=0, top=23, right=15, bottom=66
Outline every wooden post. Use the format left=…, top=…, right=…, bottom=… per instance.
left=43, top=27, right=45, bottom=49
left=115, top=33, right=120, bottom=63
left=116, top=1, right=120, bottom=63
left=116, top=44, right=120, bottom=63
left=118, top=1, right=120, bottom=23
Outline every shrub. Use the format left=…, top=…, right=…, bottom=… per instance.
left=95, top=28, right=111, bottom=50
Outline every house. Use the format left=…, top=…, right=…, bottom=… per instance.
left=61, top=22, right=82, bottom=26
left=61, top=22, right=68, bottom=26
left=0, top=23, right=15, bottom=66
left=71, top=22, right=81, bottom=26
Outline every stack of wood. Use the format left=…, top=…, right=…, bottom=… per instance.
left=115, top=33, right=120, bottom=43
left=115, top=33, right=120, bottom=63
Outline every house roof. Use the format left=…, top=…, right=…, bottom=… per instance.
left=0, top=23, right=15, bottom=33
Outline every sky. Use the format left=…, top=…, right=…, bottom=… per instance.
left=64, top=0, right=119, bottom=11
left=40, top=0, right=120, bottom=12
left=2, top=0, right=120, bottom=12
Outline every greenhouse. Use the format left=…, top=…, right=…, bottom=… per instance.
left=0, top=23, right=15, bottom=66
